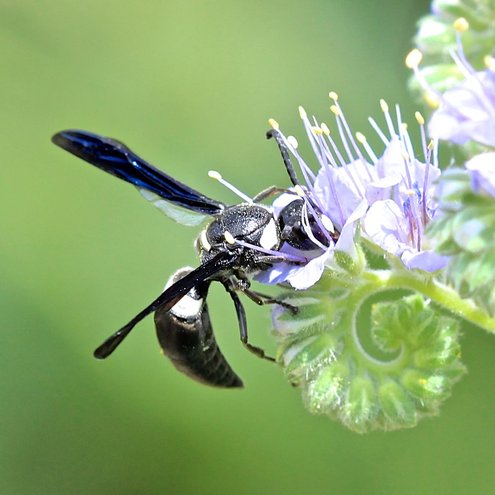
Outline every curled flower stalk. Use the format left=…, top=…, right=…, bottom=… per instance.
left=263, top=94, right=495, bottom=432
left=273, top=274, right=466, bottom=433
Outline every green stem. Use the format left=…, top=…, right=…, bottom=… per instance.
left=363, top=270, right=495, bottom=334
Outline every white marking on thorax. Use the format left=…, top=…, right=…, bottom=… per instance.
left=259, top=219, right=279, bottom=250
left=198, top=229, right=212, bottom=252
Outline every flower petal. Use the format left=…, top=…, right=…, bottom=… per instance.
left=401, top=249, right=449, bottom=271
left=465, top=152, right=495, bottom=198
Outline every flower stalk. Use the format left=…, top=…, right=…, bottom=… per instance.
left=362, top=269, right=495, bottom=334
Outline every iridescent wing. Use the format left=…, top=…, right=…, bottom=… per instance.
left=52, top=130, right=225, bottom=219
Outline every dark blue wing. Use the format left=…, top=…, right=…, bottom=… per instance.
left=52, top=130, right=225, bottom=216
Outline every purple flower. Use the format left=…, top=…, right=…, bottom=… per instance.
left=465, top=152, right=495, bottom=198
left=428, top=71, right=495, bottom=146
left=407, top=19, right=495, bottom=147
left=259, top=96, right=448, bottom=290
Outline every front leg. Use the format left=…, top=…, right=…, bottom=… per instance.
left=241, top=288, right=299, bottom=315
left=223, top=282, right=275, bottom=362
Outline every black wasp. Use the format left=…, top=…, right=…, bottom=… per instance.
left=52, top=128, right=333, bottom=388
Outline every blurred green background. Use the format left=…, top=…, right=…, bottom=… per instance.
left=2, top=1, right=495, bottom=494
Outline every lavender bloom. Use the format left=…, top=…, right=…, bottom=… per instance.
left=465, top=152, right=495, bottom=198
left=407, top=18, right=495, bottom=147
left=259, top=96, right=447, bottom=290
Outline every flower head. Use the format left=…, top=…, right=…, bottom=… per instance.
left=260, top=95, right=447, bottom=289
left=407, top=19, right=495, bottom=147
left=465, top=152, right=495, bottom=197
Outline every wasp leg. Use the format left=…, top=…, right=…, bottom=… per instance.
left=242, top=289, right=299, bottom=315
left=224, top=286, right=275, bottom=362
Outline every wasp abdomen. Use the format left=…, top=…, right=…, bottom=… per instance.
left=154, top=269, right=243, bottom=388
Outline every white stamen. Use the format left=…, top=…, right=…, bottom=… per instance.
left=321, top=215, right=334, bottom=234
left=300, top=201, right=328, bottom=250
left=208, top=170, right=253, bottom=204
left=235, top=238, right=306, bottom=263
left=415, top=111, right=428, bottom=162
left=332, top=100, right=372, bottom=181
left=381, top=98, right=396, bottom=137
left=299, top=194, right=334, bottom=245
left=368, top=116, right=389, bottom=146
left=356, top=132, right=378, bottom=164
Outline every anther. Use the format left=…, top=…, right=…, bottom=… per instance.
left=405, top=49, right=423, bottom=70
left=208, top=170, right=222, bottom=181
left=415, top=111, right=425, bottom=126
left=355, top=132, right=366, bottom=144
left=208, top=170, right=253, bottom=204
left=268, top=118, right=279, bottom=130
left=298, top=106, right=307, bottom=119
left=328, top=91, right=338, bottom=101
left=424, top=91, right=440, bottom=109
left=454, top=17, right=469, bottom=32
left=320, top=123, right=330, bottom=136
left=380, top=99, right=389, bottom=113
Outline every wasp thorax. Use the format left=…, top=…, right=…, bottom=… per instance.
left=203, top=205, right=280, bottom=252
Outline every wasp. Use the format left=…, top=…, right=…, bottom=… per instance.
left=52, top=129, right=332, bottom=387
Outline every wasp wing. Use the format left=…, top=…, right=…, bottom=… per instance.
left=137, top=188, right=209, bottom=226
left=52, top=129, right=225, bottom=216
left=93, top=250, right=239, bottom=359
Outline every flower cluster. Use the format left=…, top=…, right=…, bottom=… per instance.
left=260, top=95, right=446, bottom=291
left=407, top=18, right=495, bottom=148
left=411, top=0, right=495, bottom=97
left=265, top=11, right=495, bottom=432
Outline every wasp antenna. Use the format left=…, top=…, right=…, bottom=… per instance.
left=266, top=128, right=300, bottom=187
left=208, top=170, right=253, bottom=204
